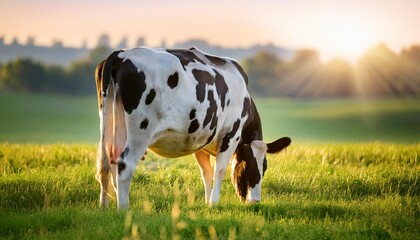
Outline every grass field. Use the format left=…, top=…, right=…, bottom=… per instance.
left=0, top=93, right=98, bottom=143
left=0, top=93, right=419, bottom=239
left=0, top=143, right=419, bottom=239
left=0, top=93, right=419, bottom=143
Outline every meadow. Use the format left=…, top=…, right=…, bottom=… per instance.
left=0, top=93, right=419, bottom=239
left=0, top=143, right=419, bottom=239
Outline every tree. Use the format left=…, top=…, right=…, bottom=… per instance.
left=293, top=49, right=320, bottom=65
left=44, top=65, right=69, bottom=94
left=401, top=45, right=420, bottom=63
left=322, top=58, right=355, bottom=97
left=0, top=46, right=111, bottom=95
left=357, top=43, right=416, bottom=97
left=67, top=46, right=111, bottom=94
left=0, top=58, right=46, bottom=92
left=242, top=51, right=282, bottom=96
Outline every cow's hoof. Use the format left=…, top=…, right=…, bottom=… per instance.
left=208, top=200, right=220, bottom=207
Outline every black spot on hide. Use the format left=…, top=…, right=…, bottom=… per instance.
left=140, top=118, right=149, bottom=130
left=240, top=98, right=264, bottom=145
left=188, top=119, right=200, bottom=134
left=220, top=119, right=241, bottom=152
left=189, top=109, right=196, bottom=120
left=214, top=70, right=229, bottom=110
left=167, top=72, right=179, bottom=89
left=204, top=54, right=227, bottom=66
left=241, top=97, right=251, bottom=118
left=118, top=162, right=126, bottom=174
left=101, top=50, right=123, bottom=98
left=203, top=90, right=218, bottom=129
left=145, top=89, right=156, bottom=105
left=117, top=60, right=147, bottom=114
left=166, top=49, right=206, bottom=71
left=192, top=69, right=228, bottom=113
left=192, top=69, right=214, bottom=103
left=120, top=147, right=130, bottom=159
left=210, top=115, right=218, bottom=131
left=205, top=128, right=217, bottom=145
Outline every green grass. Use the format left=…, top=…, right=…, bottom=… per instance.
left=0, top=93, right=419, bottom=238
left=258, top=98, right=420, bottom=143
left=0, top=92, right=98, bottom=143
left=0, top=92, right=419, bottom=143
left=1, top=143, right=419, bottom=239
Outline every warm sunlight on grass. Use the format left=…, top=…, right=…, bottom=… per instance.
left=1, top=143, right=419, bottom=239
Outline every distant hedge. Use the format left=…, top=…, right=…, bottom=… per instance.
left=0, top=47, right=109, bottom=95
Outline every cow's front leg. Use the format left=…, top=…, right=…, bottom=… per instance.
left=116, top=145, right=146, bottom=209
left=194, top=150, right=213, bottom=203
left=110, top=163, right=118, bottom=192
left=210, top=140, right=240, bottom=206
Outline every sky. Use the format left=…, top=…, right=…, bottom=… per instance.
left=1, top=0, right=420, bottom=61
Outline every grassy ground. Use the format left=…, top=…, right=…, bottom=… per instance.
left=0, top=93, right=98, bottom=143
left=257, top=98, right=420, bottom=143
left=0, top=93, right=419, bottom=143
left=1, top=93, right=419, bottom=239
left=1, top=143, right=419, bottom=239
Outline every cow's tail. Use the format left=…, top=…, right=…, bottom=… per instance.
left=96, top=50, right=125, bottom=207
left=266, top=137, right=291, bottom=154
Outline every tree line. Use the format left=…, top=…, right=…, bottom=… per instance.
left=243, top=44, right=420, bottom=98
left=0, top=47, right=109, bottom=95
left=1, top=43, right=419, bottom=98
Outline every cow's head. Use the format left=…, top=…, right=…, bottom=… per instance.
left=232, top=140, right=267, bottom=203
left=232, top=137, right=291, bottom=203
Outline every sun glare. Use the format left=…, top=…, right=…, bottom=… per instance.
left=315, top=13, right=378, bottom=63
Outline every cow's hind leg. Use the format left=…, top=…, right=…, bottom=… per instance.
left=96, top=145, right=110, bottom=208
left=194, top=150, right=213, bottom=203
left=116, top=143, right=147, bottom=209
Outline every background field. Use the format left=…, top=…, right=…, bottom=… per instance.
left=0, top=93, right=419, bottom=143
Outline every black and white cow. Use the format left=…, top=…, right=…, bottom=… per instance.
left=95, top=47, right=291, bottom=208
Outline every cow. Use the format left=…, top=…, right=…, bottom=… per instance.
left=95, top=47, right=291, bottom=208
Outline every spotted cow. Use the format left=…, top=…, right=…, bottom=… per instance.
left=95, top=47, right=291, bottom=208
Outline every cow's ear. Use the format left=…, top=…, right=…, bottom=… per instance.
left=266, top=137, right=291, bottom=154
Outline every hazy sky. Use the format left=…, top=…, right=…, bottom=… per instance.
left=1, top=0, right=420, bottom=60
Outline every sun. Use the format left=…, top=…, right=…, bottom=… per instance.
left=317, top=14, right=377, bottom=63
left=268, top=10, right=379, bottom=63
